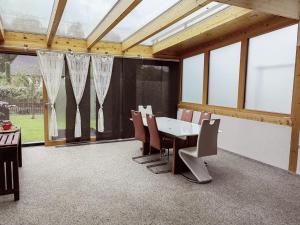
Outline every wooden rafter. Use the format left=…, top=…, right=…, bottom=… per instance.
left=47, top=0, right=68, bottom=46
left=87, top=0, right=141, bottom=49
left=0, top=16, right=5, bottom=42
left=214, top=0, right=300, bottom=20
left=122, top=0, right=211, bottom=51
left=153, top=6, right=251, bottom=54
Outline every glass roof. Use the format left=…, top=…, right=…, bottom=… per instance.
left=0, top=0, right=229, bottom=47
left=102, top=0, right=180, bottom=43
left=142, top=2, right=229, bottom=45
left=0, top=0, right=55, bottom=34
left=57, top=0, right=119, bottom=39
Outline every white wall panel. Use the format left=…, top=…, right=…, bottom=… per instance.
left=213, top=115, right=291, bottom=170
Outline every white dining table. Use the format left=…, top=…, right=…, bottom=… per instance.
left=132, top=117, right=201, bottom=174
left=141, top=117, right=201, bottom=139
left=132, top=116, right=221, bottom=174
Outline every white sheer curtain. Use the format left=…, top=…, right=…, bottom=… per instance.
left=91, top=55, right=114, bottom=132
left=37, top=50, right=64, bottom=138
left=66, top=53, right=90, bottom=137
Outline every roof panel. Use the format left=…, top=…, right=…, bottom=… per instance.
left=57, top=0, right=119, bottom=39
left=142, top=2, right=229, bottom=45
left=0, top=0, right=55, bottom=34
left=102, top=0, right=180, bottom=43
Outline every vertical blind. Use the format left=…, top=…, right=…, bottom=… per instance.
left=54, top=57, right=179, bottom=142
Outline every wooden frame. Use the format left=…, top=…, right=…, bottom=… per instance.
left=289, top=22, right=300, bottom=172
left=122, top=0, right=211, bottom=51
left=153, top=6, right=251, bottom=54
left=47, top=0, right=68, bottom=46
left=202, top=52, right=210, bottom=105
left=87, top=0, right=141, bottom=49
left=180, top=16, right=295, bottom=58
left=214, top=0, right=300, bottom=20
left=178, top=18, right=298, bottom=172
left=237, top=38, right=248, bottom=109
left=1, top=31, right=170, bottom=59
left=179, top=102, right=292, bottom=126
left=0, top=16, right=5, bottom=42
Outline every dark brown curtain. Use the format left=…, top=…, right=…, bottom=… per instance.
left=95, top=58, right=122, bottom=140
left=64, top=57, right=179, bottom=142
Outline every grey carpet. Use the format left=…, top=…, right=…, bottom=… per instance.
left=0, top=140, right=300, bottom=225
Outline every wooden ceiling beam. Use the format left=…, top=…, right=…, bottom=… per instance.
left=0, top=16, right=5, bottom=42
left=47, top=0, right=68, bottom=46
left=153, top=6, right=251, bottom=54
left=0, top=31, right=177, bottom=59
left=214, top=0, right=300, bottom=19
left=122, top=0, right=212, bottom=51
left=87, top=0, right=141, bottom=49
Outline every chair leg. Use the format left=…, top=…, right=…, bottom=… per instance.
left=132, top=154, right=162, bottom=164
left=132, top=144, right=162, bottom=164
left=179, top=152, right=212, bottom=184
left=146, top=148, right=171, bottom=174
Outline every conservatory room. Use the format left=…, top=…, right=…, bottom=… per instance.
left=0, top=0, right=300, bottom=225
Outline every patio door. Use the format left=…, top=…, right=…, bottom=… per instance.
left=0, top=53, right=44, bottom=144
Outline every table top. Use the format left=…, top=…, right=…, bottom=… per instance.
left=142, top=117, right=200, bottom=138
left=0, top=131, right=20, bottom=146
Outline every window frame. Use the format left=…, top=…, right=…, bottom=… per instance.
left=179, top=22, right=298, bottom=126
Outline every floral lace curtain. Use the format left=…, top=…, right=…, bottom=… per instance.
left=66, top=53, right=90, bottom=138
left=91, top=55, right=114, bottom=132
left=37, top=50, right=64, bottom=137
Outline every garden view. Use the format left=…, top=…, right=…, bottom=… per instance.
left=0, top=54, right=44, bottom=143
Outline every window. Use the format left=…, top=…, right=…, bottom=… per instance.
left=208, top=42, right=241, bottom=107
left=0, top=0, right=55, bottom=34
left=0, top=54, right=43, bottom=143
left=181, top=54, right=204, bottom=104
left=245, top=25, right=298, bottom=114
left=142, top=2, right=229, bottom=45
left=102, top=0, right=179, bottom=43
left=57, top=0, right=119, bottom=39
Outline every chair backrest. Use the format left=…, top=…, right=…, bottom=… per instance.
left=177, top=108, right=183, bottom=119
left=192, top=111, right=201, bottom=124
left=138, top=105, right=153, bottom=118
left=196, top=119, right=220, bottom=157
left=131, top=110, right=146, bottom=143
left=181, top=109, right=193, bottom=122
left=146, top=114, right=161, bottom=150
left=199, top=111, right=211, bottom=125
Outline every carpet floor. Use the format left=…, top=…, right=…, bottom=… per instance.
left=0, top=140, right=300, bottom=225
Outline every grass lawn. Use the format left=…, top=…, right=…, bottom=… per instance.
left=10, top=114, right=44, bottom=143
left=9, top=114, right=97, bottom=143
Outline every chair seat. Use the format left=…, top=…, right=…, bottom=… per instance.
left=179, top=146, right=198, bottom=158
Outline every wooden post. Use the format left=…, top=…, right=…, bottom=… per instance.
left=237, top=39, right=249, bottom=109
left=178, top=59, right=183, bottom=103
left=289, top=22, right=300, bottom=172
left=202, top=51, right=210, bottom=105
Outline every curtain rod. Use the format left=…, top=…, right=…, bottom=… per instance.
left=0, top=45, right=180, bottom=62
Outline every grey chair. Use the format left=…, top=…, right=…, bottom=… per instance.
left=179, top=119, right=220, bottom=183
left=138, top=105, right=153, bottom=118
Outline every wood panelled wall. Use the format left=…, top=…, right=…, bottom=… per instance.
left=178, top=21, right=299, bottom=172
